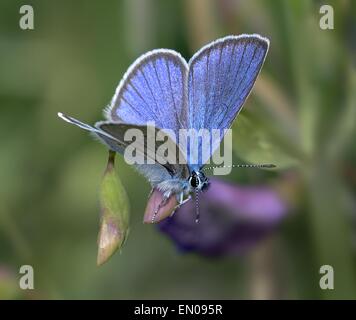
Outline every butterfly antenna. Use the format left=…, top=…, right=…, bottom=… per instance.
left=152, top=197, right=169, bottom=223
left=195, top=188, right=200, bottom=223
left=202, top=163, right=276, bottom=171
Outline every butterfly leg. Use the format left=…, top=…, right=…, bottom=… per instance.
left=147, top=188, right=154, bottom=199
left=178, top=192, right=184, bottom=204
left=170, top=193, right=191, bottom=217
left=179, top=195, right=191, bottom=207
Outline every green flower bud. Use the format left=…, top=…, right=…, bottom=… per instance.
left=97, top=151, right=130, bottom=266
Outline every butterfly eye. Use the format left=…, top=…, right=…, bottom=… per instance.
left=189, top=175, right=199, bottom=188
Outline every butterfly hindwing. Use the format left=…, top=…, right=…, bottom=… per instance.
left=96, top=121, right=190, bottom=183
left=58, top=113, right=189, bottom=185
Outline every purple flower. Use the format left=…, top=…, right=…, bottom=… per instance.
left=158, top=178, right=288, bottom=257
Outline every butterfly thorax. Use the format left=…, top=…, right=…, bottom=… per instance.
left=157, top=170, right=209, bottom=199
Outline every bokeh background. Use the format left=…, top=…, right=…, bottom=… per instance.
left=0, top=0, right=355, bottom=299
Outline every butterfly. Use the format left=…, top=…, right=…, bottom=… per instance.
left=58, top=34, right=270, bottom=223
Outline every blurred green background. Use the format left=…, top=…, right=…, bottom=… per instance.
left=0, top=0, right=355, bottom=299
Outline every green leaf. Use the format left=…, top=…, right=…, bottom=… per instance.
left=97, top=151, right=130, bottom=266
left=232, top=111, right=301, bottom=169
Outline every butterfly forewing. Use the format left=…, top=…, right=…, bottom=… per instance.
left=187, top=35, right=269, bottom=167
left=106, top=50, right=189, bottom=137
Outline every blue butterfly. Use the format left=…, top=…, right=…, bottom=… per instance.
left=58, top=34, right=270, bottom=222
